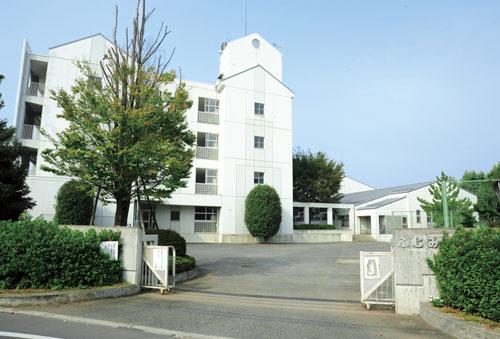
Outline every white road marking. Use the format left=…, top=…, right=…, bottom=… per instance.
left=0, top=308, right=230, bottom=339
left=0, top=331, right=62, bottom=339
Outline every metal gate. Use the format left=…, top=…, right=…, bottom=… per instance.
left=142, top=245, right=176, bottom=293
left=360, top=250, right=394, bottom=309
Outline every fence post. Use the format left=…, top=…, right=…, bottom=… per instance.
left=441, top=179, right=450, bottom=228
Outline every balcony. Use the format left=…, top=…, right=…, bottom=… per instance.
left=26, top=82, right=45, bottom=97
left=196, top=146, right=218, bottom=160
left=194, top=221, right=217, bottom=233
left=21, top=124, right=41, bottom=140
left=195, top=183, right=217, bottom=195
left=198, top=111, right=219, bottom=125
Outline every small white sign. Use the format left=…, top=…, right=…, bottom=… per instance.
left=153, top=248, right=167, bottom=270
left=100, top=241, right=119, bottom=260
left=364, top=257, right=380, bottom=279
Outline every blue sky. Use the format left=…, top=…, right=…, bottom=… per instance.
left=1, top=1, right=499, bottom=188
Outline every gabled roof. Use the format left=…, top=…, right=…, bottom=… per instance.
left=219, top=64, right=294, bottom=96
left=357, top=197, right=406, bottom=210
left=49, top=33, right=114, bottom=50
left=341, top=181, right=435, bottom=205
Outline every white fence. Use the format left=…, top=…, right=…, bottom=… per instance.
left=360, top=250, right=394, bottom=309
left=142, top=245, right=176, bottom=293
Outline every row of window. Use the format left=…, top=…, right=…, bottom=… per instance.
left=195, top=168, right=265, bottom=186
left=197, top=133, right=265, bottom=150
left=198, top=97, right=265, bottom=116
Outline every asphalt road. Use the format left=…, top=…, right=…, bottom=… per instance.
left=3, top=242, right=450, bottom=338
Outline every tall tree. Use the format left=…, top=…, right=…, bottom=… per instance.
left=0, top=75, right=36, bottom=220
left=418, top=172, right=474, bottom=227
left=42, top=1, right=195, bottom=225
left=461, top=164, right=500, bottom=227
left=293, top=149, right=344, bottom=203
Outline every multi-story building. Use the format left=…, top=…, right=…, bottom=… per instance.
left=14, top=33, right=294, bottom=243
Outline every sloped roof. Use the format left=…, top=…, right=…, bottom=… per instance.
left=219, top=64, right=294, bottom=95
left=357, top=197, right=406, bottom=210
left=341, top=181, right=435, bottom=205
left=49, top=33, right=114, bottom=50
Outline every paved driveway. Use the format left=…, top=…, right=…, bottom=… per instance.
left=183, top=242, right=391, bottom=302
left=11, top=242, right=450, bottom=338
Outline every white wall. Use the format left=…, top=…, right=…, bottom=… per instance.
left=340, top=176, right=374, bottom=194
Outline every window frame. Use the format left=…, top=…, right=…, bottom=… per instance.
left=198, top=97, right=219, bottom=113
left=254, top=102, right=265, bottom=115
left=254, top=171, right=265, bottom=184
left=195, top=206, right=217, bottom=221
left=254, top=136, right=265, bottom=149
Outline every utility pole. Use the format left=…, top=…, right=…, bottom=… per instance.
left=441, top=179, right=450, bottom=228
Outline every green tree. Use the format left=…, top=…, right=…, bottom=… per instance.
left=293, top=149, right=344, bottom=203
left=418, top=172, right=474, bottom=227
left=42, top=1, right=195, bottom=225
left=0, top=75, right=35, bottom=221
left=55, top=180, right=94, bottom=225
left=245, top=185, right=282, bottom=241
left=461, top=163, right=500, bottom=226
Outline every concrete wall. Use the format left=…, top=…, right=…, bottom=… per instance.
left=293, top=230, right=352, bottom=243
left=340, top=176, right=374, bottom=194
left=393, top=228, right=451, bottom=315
left=65, top=226, right=142, bottom=286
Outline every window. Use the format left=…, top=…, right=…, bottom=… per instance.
left=170, top=210, right=180, bottom=221
left=402, top=216, right=408, bottom=228
left=254, top=171, right=264, bottom=184
left=195, top=168, right=217, bottom=184
left=87, top=76, right=102, bottom=89
left=197, top=132, right=218, bottom=148
left=293, top=207, right=304, bottom=224
left=195, top=207, right=217, bottom=221
left=198, top=97, right=219, bottom=113
left=416, top=210, right=421, bottom=224
left=254, top=102, right=264, bottom=115
left=254, top=136, right=264, bottom=149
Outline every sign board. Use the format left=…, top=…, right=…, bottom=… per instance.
left=153, top=248, right=168, bottom=270
left=100, top=241, right=119, bottom=260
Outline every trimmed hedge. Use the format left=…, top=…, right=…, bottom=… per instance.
left=175, top=255, right=196, bottom=273
left=145, top=229, right=187, bottom=257
left=55, top=180, right=94, bottom=225
left=0, top=219, right=121, bottom=290
left=293, top=224, right=337, bottom=230
left=245, top=185, right=282, bottom=241
left=427, top=227, right=500, bottom=321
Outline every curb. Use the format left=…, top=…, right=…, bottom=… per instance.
left=0, top=307, right=229, bottom=339
left=175, top=267, right=201, bottom=284
left=0, top=284, right=140, bottom=307
left=420, top=302, right=500, bottom=339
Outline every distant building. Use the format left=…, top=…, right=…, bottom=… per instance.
left=14, top=33, right=294, bottom=243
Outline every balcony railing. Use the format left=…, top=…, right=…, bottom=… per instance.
left=197, top=111, right=219, bottom=125
left=195, top=183, right=217, bottom=195
left=26, top=82, right=45, bottom=97
left=194, top=221, right=217, bottom=233
left=196, top=146, right=218, bottom=160
left=21, top=124, right=41, bottom=140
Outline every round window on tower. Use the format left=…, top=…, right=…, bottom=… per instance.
left=252, top=38, right=260, bottom=48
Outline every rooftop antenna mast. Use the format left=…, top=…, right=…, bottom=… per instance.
left=244, top=0, right=248, bottom=35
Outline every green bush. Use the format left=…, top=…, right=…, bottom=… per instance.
left=244, top=185, right=282, bottom=241
left=293, top=224, right=337, bottom=230
left=427, top=227, right=500, bottom=321
left=0, top=219, right=122, bottom=289
left=55, top=180, right=94, bottom=225
left=145, top=229, right=186, bottom=256
left=175, top=255, right=196, bottom=273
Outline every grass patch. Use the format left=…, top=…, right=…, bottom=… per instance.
left=293, top=224, right=337, bottom=230
left=439, top=306, right=499, bottom=329
left=0, top=282, right=131, bottom=295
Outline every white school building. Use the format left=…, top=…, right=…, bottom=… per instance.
left=14, top=32, right=294, bottom=243
left=13, top=32, right=476, bottom=243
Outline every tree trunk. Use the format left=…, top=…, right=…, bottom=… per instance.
left=114, top=198, right=131, bottom=226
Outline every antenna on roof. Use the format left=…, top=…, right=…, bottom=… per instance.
left=244, top=0, right=248, bottom=36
